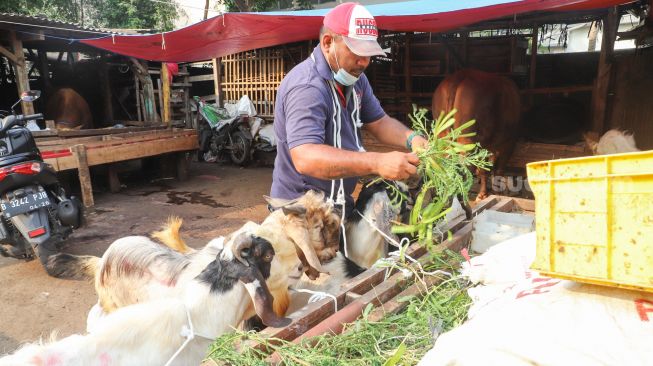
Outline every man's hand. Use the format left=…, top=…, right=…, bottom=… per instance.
left=410, top=135, right=429, bottom=153
left=375, top=151, right=419, bottom=180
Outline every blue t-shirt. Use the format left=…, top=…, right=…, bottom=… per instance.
left=270, top=46, right=386, bottom=213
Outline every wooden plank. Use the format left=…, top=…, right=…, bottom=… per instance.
left=71, top=145, right=94, bottom=207
left=38, top=130, right=197, bottom=153
left=36, top=129, right=181, bottom=148
left=508, top=196, right=535, bottom=212
left=520, top=85, right=593, bottom=95
left=45, top=133, right=198, bottom=171
left=161, top=63, right=172, bottom=124
left=188, top=74, right=214, bottom=83
left=0, top=44, right=20, bottom=65
left=55, top=126, right=167, bottom=138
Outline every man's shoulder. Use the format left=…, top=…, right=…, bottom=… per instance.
left=280, top=58, right=328, bottom=95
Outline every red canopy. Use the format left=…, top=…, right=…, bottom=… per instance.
left=81, top=0, right=631, bottom=62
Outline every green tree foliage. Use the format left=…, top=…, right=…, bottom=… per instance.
left=223, top=0, right=312, bottom=12
left=94, top=0, right=178, bottom=31
left=1, top=0, right=179, bottom=32
left=0, top=0, right=83, bottom=24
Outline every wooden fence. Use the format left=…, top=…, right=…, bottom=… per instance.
left=221, top=48, right=285, bottom=118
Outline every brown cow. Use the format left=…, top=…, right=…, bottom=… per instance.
left=45, top=88, right=93, bottom=130
left=432, top=69, right=521, bottom=200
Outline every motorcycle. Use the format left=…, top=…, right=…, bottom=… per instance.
left=0, top=91, right=83, bottom=275
left=195, top=96, right=253, bottom=166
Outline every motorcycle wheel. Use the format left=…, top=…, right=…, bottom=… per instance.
left=230, top=130, right=252, bottom=166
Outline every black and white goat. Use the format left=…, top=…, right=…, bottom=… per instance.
left=344, top=180, right=410, bottom=268
left=0, top=230, right=289, bottom=366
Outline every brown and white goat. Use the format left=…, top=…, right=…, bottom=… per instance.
left=0, top=230, right=289, bottom=366
left=288, top=181, right=410, bottom=313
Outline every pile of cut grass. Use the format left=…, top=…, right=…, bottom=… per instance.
left=207, top=251, right=471, bottom=366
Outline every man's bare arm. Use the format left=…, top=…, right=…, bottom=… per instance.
left=290, top=144, right=418, bottom=181
left=364, top=114, right=428, bottom=151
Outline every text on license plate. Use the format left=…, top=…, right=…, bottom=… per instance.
left=1, top=191, right=51, bottom=216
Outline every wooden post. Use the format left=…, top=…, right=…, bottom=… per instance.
left=212, top=58, right=223, bottom=107
left=175, top=152, right=189, bottom=181
left=108, top=164, right=121, bottom=193
left=99, top=56, right=114, bottom=125
left=592, top=7, right=619, bottom=133
left=10, top=32, right=34, bottom=115
left=403, top=33, right=413, bottom=114
left=529, top=24, right=539, bottom=107
left=71, top=144, right=94, bottom=207
left=461, top=32, right=469, bottom=67
left=161, top=63, right=171, bottom=125
left=134, top=73, right=142, bottom=122
left=37, top=50, right=51, bottom=92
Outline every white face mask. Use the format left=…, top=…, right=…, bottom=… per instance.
left=331, top=43, right=360, bottom=86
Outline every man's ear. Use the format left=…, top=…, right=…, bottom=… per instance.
left=321, top=33, right=334, bottom=52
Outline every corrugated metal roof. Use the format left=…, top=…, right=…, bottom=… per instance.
left=0, top=12, right=117, bottom=39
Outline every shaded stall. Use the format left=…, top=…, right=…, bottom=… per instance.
left=0, top=13, right=198, bottom=206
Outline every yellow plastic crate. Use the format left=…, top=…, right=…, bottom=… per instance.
left=527, top=150, right=653, bottom=292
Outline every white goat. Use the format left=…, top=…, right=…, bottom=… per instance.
left=586, top=129, right=640, bottom=155
left=0, top=229, right=289, bottom=366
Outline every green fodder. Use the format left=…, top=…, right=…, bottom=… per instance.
left=207, top=254, right=471, bottom=366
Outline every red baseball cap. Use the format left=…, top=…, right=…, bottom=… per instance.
left=323, top=2, right=386, bottom=57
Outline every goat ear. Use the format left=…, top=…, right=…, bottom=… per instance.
left=281, top=204, right=307, bottom=217
left=264, top=196, right=307, bottom=217
left=285, top=219, right=328, bottom=277
left=583, top=132, right=599, bottom=154
left=240, top=271, right=292, bottom=328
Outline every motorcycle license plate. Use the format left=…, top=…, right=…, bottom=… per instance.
left=0, top=191, right=51, bottom=218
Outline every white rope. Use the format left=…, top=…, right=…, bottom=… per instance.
left=164, top=306, right=215, bottom=366
left=292, top=288, right=338, bottom=313
left=350, top=89, right=365, bottom=152
left=359, top=211, right=454, bottom=279
left=327, top=80, right=349, bottom=259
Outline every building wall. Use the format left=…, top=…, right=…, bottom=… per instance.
left=540, top=15, right=638, bottom=53
left=607, top=52, right=653, bottom=150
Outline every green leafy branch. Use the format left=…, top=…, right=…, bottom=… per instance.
left=392, top=106, right=492, bottom=245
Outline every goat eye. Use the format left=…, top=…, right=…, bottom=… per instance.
left=264, top=254, right=273, bottom=262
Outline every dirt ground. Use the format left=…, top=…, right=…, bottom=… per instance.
left=0, top=162, right=274, bottom=354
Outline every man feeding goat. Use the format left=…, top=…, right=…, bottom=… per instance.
left=270, top=2, right=425, bottom=223
left=0, top=231, right=290, bottom=366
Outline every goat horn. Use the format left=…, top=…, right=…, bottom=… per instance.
left=231, top=233, right=251, bottom=267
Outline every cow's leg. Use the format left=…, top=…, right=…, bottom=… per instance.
left=476, top=168, right=488, bottom=201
